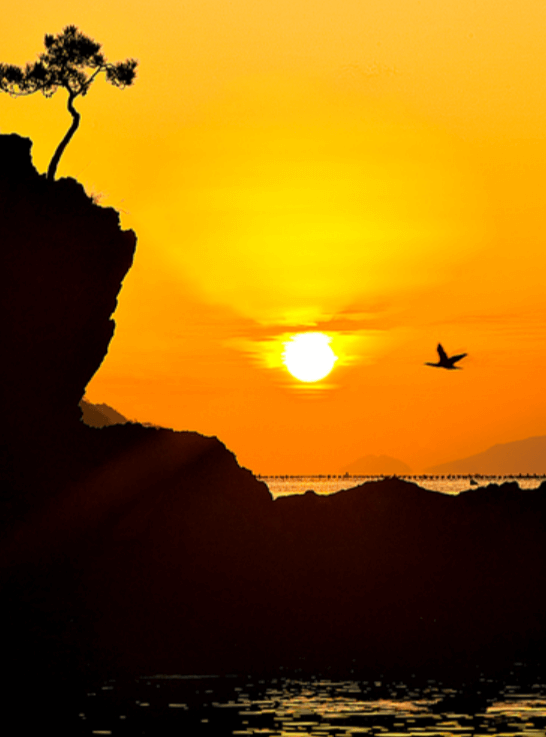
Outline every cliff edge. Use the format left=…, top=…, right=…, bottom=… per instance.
left=0, top=135, right=135, bottom=436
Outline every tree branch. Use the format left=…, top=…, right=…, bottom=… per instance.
left=87, top=66, right=104, bottom=86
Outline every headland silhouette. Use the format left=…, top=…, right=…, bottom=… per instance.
left=1, top=134, right=545, bottom=727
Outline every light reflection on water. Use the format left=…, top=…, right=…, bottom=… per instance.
left=259, top=475, right=546, bottom=498
left=77, top=673, right=546, bottom=735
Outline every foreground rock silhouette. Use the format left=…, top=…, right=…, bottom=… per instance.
left=1, top=135, right=545, bottom=724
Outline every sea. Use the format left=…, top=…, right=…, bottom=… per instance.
left=259, top=474, right=546, bottom=498
left=61, top=475, right=546, bottom=735
left=71, top=666, right=546, bottom=735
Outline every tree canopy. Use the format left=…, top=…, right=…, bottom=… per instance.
left=0, top=26, right=137, bottom=180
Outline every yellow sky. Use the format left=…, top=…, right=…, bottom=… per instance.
left=2, top=1, right=546, bottom=473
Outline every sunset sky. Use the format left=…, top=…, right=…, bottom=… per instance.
left=2, top=1, right=546, bottom=473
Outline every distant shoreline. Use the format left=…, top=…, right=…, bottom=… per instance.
left=258, top=473, right=546, bottom=498
left=257, top=473, right=546, bottom=480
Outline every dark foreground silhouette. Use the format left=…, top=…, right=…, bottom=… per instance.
left=1, top=135, right=545, bottom=728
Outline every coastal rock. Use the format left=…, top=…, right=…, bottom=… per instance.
left=0, top=135, right=136, bottom=440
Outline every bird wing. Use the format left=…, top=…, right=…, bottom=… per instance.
left=437, top=344, right=448, bottom=362
left=450, top=353, right=467, bottom=364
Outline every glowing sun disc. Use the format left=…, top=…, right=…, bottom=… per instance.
left=282, top=333, right=337, bottom=383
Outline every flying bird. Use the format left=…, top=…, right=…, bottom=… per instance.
left=426, top=343, right=467, bottom=370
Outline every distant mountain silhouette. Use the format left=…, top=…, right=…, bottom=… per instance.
left=1, top=134, right=546, bottom=728
left=427, top=435, right=546, bottom=474
left=341, top=454, right=411, bottom=475
left=79, top=398, right=128, bottom=427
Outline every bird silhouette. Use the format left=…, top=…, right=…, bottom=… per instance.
left=426, top=343, right=467, bottom=370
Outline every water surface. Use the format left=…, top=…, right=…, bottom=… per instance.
left=259, top=475, right=546, bottom=498
left=75, top=668, right=546, bottom=735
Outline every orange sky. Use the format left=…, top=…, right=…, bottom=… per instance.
left=2, top=1, right=546, bottom=473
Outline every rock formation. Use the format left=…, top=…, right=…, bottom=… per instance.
left=0, top=136, right=134, bottom=436
left=0, top=134, right=274, bottom=692
left=0, top=134, right=136, bottom=519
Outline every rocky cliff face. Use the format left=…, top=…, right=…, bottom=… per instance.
left=0, top=135, right=136, bottom=512
left=0, top=135, right=274, bottom=695
left=0, top=136, right=135, bottom=437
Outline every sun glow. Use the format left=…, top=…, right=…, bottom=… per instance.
left=282, top=333, right=337, bottom=383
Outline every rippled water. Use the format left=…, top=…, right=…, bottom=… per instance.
left=75, top=671, right=546, bottom=735
left=260, top=475, right=546, bottom=498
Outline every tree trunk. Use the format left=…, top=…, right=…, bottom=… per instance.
left=47, top=93, right=81, bottom=181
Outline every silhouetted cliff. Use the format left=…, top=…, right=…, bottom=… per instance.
left=1, top=135, right=545, bottom=727
left=0, top=134, right=273, bottom=700
left=0, top=136, right=135, bottom=435
left=0, top=134, right=136, bottom=516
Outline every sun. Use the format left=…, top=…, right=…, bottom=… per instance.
left=282, top=333, right=338, bottom=383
